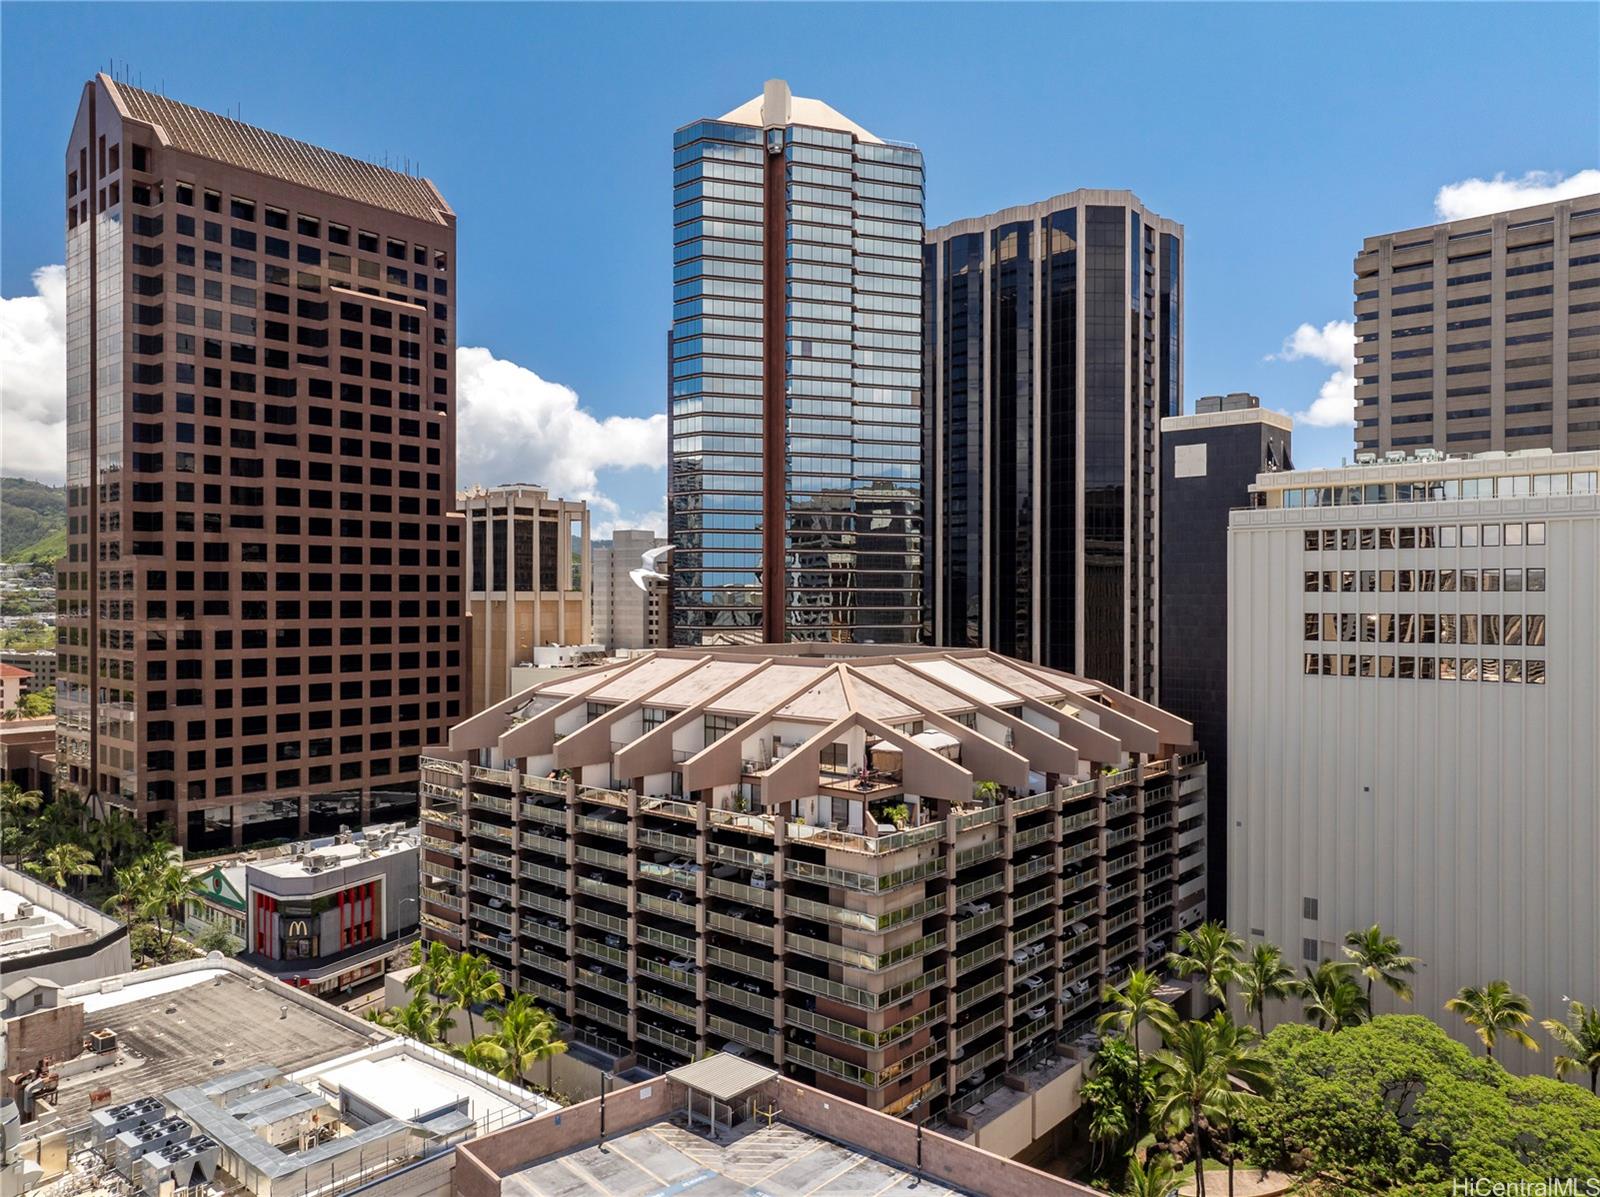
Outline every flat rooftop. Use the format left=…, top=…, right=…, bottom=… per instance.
left=249, top=824, right=418, bottom=879
left=503, top=1119, right=968, bottom=1197
left=48, top=969, right=373, bottom=1124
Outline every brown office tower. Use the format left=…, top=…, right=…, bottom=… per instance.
left=56, top=75, right=464, bottom=849
left=1353, top=193, right=1600, bottom=456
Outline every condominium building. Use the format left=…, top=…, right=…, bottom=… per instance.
left=57, top=75, right=464, bottom=848
left=1228, top=449, right=1600, bottom=1070
left=1353, top=193, right=1600, bottom=456
left=417, top=644, right=1205, bottom=1122
left=0, top=649, right=58, bottom=695
left=923, top=191, right=1182, bottom=699
left=1159, top=394, right=1291, bottom=916
left=592, top=529, right=667, bottom=652
left=668, top=80, right=924, bottom=646
left=462, top=484, right=591, bottom=712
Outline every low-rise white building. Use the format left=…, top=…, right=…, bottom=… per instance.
left=1228, top=448, right=1600, bottom=1072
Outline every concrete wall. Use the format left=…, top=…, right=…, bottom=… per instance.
left=453, top=1073, right=1105, bottom=1197
left=1228, top=488, right=1600, bottom=1074
left=0, top=865, right=131, bottom=987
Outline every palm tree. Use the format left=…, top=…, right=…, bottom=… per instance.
left=1, top=782, right=44, bottom=857
left=407, top=941, right=457, bottom=996
left=24, top=842, right=101, bottom=892
left=1445, top=980, right=1539, bottom=1060
left=483, top=994, right=566, bottom=1082
left=459, top=1036, right=507, bottom=1074
left=1238, top=943, right=1298, bottom=1038
left=1149, top=1019, right=1232, bottom=1197
left=446, top=952, right=505, bottom=1041
left=1082, top=1080, right=1129, bottom=1175
left=1204, top=1014, right=1275, bottom=1197
left=972, top=779, right=1002, bottom=805
left=1124, top=1151, right=1179, bottom=1197
left=1541, top=1000, right=1600, bottom=1093
left=1098, top=967, right=1179, bottom=1139
left=1341, top=924, right=1418, bottom=1007
left=1299, top=960, right=1369, bottom=1031
left=1168, top=922, right=1244, bottom=1006
left=373, top=992, right=455, bottom=1045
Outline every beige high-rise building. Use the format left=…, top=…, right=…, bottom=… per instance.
left=462, top=484, right=590, bottom=713
left=592, top=529, right=667, bottom=652
left=419, top=644, right=1206, bottom=1126
left=1353, top=194, right=1600, bottom=456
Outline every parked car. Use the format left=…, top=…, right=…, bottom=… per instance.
left=957, top=901, right=993, bottom=919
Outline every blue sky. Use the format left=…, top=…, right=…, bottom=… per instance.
left=3, top=2, right=1597, bottom=531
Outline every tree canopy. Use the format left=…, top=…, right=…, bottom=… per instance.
left=1237, top=1015, right=1600, bottom=1191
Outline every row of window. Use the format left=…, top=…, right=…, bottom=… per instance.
left=1270, top=473, right=1599, bottom=508
left=1304, top=654, right=1546, bottom=684
left=1304, top=612, right=1546, bottom=646
left=1303, top=522, right=1546, bottom=551
left=1304, top=567, right=1546, bottom=593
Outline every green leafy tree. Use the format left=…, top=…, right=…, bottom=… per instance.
left=1445, top=980, right=1539, bottom=1060
left=25, top=842, right=100, bottom=891
left=16, top=686, right=55, bottom=718
left=1541, top=1000, right=1600, bottom=1093
left=1236, top=1016, right=1600, bottom=1188
left=1299, top=960, right=1370, bottom=1032
left=1080, top=1036, right=1151, bottom=1178
left=0, top=782, right=42, bottom=856
left=1098, top=968, right=1179, bottom=1140
left=446, top=952, right=505, bottom=1041
left=1238, top=942, right=1298, bottom=1038
left=459, top=1035, right=506, bottom=1074
left=1342, top=923, right=1418, bottom=1007
left=1168, top=921, right=1244, bottom=1005
left=194, top=922, right=241, bottom=956
left=407, top=941, right=457, bottom=996
left=483, top=994, right=566, bottom=1082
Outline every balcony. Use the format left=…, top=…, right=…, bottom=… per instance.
left=706, top=978, right=771, bottom=1018
left=708, top=1014, right=774, bottom=1056
left=471, top=847, right=514, bottom=872
left=637, top=1021, right=696, bottom=1059
left=638, top=923, right=697, bottom=957
left=954, top=972, right=1007, bottom=1014
left=470, top=903, right=513, bottom=931
left=521, top=860, right=568, bottom=888
left=707, top=945, right=774, bottom=980
left=574, top=997, right=628, bottom=1033
left=638, top=957, right=697, bottom=990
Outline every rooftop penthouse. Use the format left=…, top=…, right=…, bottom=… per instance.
left=418, top=645, right=1205, bottom=1129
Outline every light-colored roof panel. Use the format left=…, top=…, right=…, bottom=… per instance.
left=957, top=656, right=1069, bottom=701
left=838, top=676, right=920, bottom=722
left=902, top=659, right=1021, bottom=708
left=587, top=655, right=703, bottom=704
left=718, top=665, right=832, bottom=716
left=107, top=77, right=451, bottom=225
left=769, top=669, right=849, bottom=721
left=718, top=88, right=883, bottom=145
left=538, top=662, right=633, bottom=698
left=647, top=659, right=760, bottom=708
left=666, top=1052, right=777, bottom=1100
left=850, top=662, right=970, bottom=714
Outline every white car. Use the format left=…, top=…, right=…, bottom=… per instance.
left=1023, top=976, right=1044, bottom=991
left=668, top=957, right=697, bottom=972
left=957, top=901, right=993, bottom=919
left=750, top=871, right=771, bottom=890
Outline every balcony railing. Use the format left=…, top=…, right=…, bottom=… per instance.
left=706, top=945, right=773, bottom=980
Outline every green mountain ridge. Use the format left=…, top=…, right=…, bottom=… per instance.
left=2, top=477, right=68, bottom=565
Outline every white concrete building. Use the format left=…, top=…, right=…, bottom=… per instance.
left=1228, top=448, right=1600, bottom=1072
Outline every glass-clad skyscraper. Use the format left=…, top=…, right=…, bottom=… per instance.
left=923, top=191, right=1182, bottom=699
left=669, top=80, right=924, bottom=645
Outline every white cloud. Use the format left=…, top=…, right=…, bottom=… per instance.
left=451, top=345, right=668, bottom=516
left=1434, top=169, right=1600, bottom=221
left=1, top=265, right=68, bottom=483
left=1270, top=319, right=1356, bottom=428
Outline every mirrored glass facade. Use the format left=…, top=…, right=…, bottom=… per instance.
left=924, top=192, right=1181, bottom=699
left=670, top=84, right=924, bottom=645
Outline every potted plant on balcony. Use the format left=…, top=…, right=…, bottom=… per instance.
left=973, top=780, right=1002, bottom=805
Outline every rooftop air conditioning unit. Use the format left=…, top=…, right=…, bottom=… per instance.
left=1384, top=451, right=1407, bottom=463
left=1355, top=452, right=1377, bottom=465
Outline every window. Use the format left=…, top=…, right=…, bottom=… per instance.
left=1302, top=938, right=1319, bottom=962
left=1302, top=897, right=1318, bottom=920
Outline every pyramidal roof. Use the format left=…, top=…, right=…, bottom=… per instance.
left=719, top=79, right=883, bottom=145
